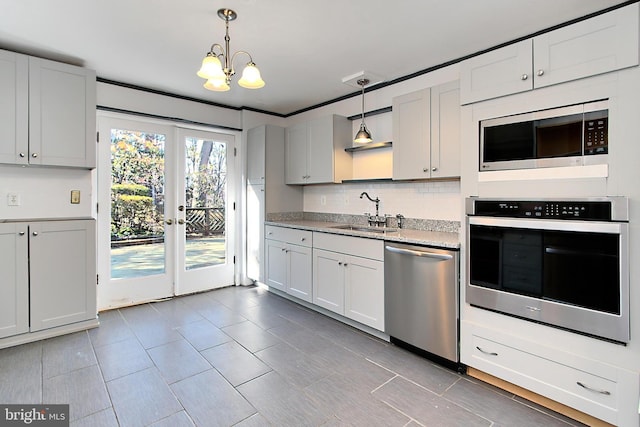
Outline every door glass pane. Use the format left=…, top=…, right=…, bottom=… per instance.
left=110, top=129, right=166, bottom=279
left=184, top=137, right=226, bottom=270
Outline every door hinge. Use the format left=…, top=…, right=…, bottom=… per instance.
left=96, top=131, right=99, bottom=143
left=233, top=202, right=236, bottom=210
left=96, top=202, right=99, bottom=214
left=97, top=274, right=99, bottom=285
left=233, top=147, right=237, bottom=156
left=233, top=255, right=236, bottom=264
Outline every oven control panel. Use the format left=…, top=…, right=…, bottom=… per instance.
left=470, top=200, right=612, bottom=220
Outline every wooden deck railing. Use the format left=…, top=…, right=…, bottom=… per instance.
left=185, top=207, right=225, bottom=236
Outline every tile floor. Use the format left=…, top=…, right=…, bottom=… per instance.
left=0, top=285, right=585, bottom=426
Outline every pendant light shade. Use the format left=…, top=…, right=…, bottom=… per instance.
left=354, top=78, right=372, bottom=143
left=354, top=123, right=372, bottom=143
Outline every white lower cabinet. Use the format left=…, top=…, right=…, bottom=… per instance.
left=462, top=321, right=639, bottom=426
left=0, top=220, right=97, bottom=342
left=313, top=233, right=384, bottom=331
left=264, top=225, right=313, bottom=302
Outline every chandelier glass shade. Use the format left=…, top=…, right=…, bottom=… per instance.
left=197, top=8, right=265, bottom=92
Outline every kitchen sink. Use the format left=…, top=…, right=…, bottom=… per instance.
left=330, top=224, right=398, bottom=233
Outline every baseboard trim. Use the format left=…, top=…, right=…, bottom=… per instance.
left=0, top=318, right=100, bottom=350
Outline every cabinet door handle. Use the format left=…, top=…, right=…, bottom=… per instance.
left=521, top=74, right=528, bottom=81
left=576, top=382, right=611, bottom=396
left=19, top=231, right=25, bottom=236
left=423, top=167, right=428, bottom=173
left=31, top=152, right=38, bottom=158
left=537, top=69, right=544, bottom=76
left=19, top=152, right=26, bottom=158
left=343, top=263, right=348, bottom=267
left=476, top=346, right=498, bottom=356
left=338, top=262, right=343, bottom=266
left=165, top=219, right=173, bottom=225
left=301, top=237, right=305, bottom=242
left=432, top=167, right=438, bottom=172
left=32, top=231, right=38, bottom=236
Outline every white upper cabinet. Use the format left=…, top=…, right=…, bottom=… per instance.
left=392, top=80, right=460, bottom=180
left=246, top=125, right=266, bottom=184
left=285, top=115, right=352, bottom=184
left=392, top=88, right=431, bottom=180
left=0, top=49, right=96, bottom=168
left=460, top=40, right=533, bottom=104
left=461, top=3, right=639, bottom=104
left=0, top=50, right=28, bottom=166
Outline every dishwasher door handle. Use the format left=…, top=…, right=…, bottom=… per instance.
left=385, top=245, right=453, bottom=261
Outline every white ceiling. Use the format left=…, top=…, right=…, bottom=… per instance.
left=0, top=0, right=629, bottom=116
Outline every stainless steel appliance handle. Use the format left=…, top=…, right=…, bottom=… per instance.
left=468, top=216, right=624, bottom=234
left=385, top=245, right=453, bottom=261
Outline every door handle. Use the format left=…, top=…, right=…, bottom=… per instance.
left=385, top=245, right=453, bottom=260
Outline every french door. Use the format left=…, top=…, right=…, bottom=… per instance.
left=97, top=115, right=236, bottom=309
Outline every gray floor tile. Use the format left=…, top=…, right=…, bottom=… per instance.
left=201, top=341, right=271, bottom=386
left=222, top=321, right=281, bottom=353
left=171, top=369, right=256, bottom=427
left=372, top=376, right=490, bottom=426
left=147, top=339, right=211, bottom=384
left=42, top=331, right=97, bottom=379
left=0, top=341, right=42, bottom=403
left=149, top=411, right=195, bottom=427
left=177, top=319, right=232, bottom=351
left=150, top=299, right=205, bottom=327
left=233, top=413, right=272, bottom=427
left=256, top=342, right=331, bottom=388
left=43, top=365, right=111, bottom=422
left=305, top=372, right=396, bottom=417
left=196, top=303, right=247, bottom=328
left=237, top=371, right=328, bottom=426
left=368, top=344, right=460, bottom=394
left=106, top=367, right=183, bottom=427
left=0, top=286, right=590, bottom=427
left=240, top=304, right=293, bottom=330
left=93, top=337, right=153, bottom=381
left=444, top=377, right=580, bottom=427
left=70, top=408, right=119, bottom=427
left=89, top=312, right=136, bottom=348
left=125, top=318, right=183, bottom=350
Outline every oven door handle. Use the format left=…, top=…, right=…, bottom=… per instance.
left=545, top=246, right=618, bottom=258
left=385, top=245, right=453, bottom=261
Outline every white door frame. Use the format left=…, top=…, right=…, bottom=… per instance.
left=96, top=111, right=240, bottom=310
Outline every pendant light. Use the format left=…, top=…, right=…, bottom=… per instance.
left=354, top=78, right=372, bottom=143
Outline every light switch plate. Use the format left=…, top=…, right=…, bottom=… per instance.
left=7, top=193, right=20, bottom=206
left=70, top=190, right=81, bottom=204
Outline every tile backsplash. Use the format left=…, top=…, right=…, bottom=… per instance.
left=303, top=180, right=462, bottom=222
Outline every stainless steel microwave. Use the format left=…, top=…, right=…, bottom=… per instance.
left=479, top=100, right=608, bottom=171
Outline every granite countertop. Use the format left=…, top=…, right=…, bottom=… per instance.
left=264, top=219, right=460, bottom=249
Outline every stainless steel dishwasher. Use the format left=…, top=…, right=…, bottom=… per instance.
left=384, top=242, right=459, bottom=364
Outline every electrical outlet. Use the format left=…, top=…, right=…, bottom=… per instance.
left=70, top=190, right=81, bottom=204
left=7, top=192, right=20, bottom=206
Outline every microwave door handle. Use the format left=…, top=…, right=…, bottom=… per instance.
left=385, top=245, right=453, bottom=261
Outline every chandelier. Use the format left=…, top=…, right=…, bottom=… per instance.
left=197, top=8, right=265, bottom=92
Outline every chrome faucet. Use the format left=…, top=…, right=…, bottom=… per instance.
left=360, top=192, right=386, bottom=226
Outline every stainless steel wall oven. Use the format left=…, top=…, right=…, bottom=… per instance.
left=466, top=197, right=629, bottom=343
